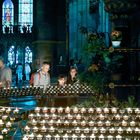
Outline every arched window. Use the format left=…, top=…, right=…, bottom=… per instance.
left=25, top=46, right=32, bottom=63
left=18, top=0, right=33, bottom=33
left=8, top=46, right=15, bottom=65
left=2, top=0, right=14, bottom=33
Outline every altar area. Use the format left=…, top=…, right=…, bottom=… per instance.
left=0, top=85, right=140, bottom=139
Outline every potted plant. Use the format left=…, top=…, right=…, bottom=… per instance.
left=111, top=30, right=122, bottom=47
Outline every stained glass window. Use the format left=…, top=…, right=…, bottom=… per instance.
left=8, top=46, right=15, bottom=65
left=25, top=46, right=32, bottom=63
left=19, top=0, right=33, bottom=33
left=2, top=0, right=14, bottom=33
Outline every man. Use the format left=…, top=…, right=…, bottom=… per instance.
left=0, top=57, right=12, bottom=88
left=33, top=62, right=50, bottom=90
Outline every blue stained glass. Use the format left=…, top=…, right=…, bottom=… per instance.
left=8, top=46, right=15, bottom=65
left=19, top=0, right=33, bottom=32
left=25, top=46, right=32, bottom=63
left=2, top=0, right=14, bottom=26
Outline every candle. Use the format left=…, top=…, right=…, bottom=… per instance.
left=97, top=121, right=103, bottom=127
left=42, top=107, right=48, bottom=113
left=64, top=120, right=69, bottom=126
left=100, top=127, right=106, bottom=134
left=24, top=125, right=30, bottom=132
left=134, top=127, right=140, bottom=133
left=72, top=120, right=77, bottom=126
left=44, top=114, right=49, bottom=120
left=49, top=126, right=55, bottom=133
left=67, top=114, right=73, bottom=120
left=35, top=107, right=40, bottom=113
left=126, top=108, right=133, bottom=114
left=115, top=114, right=121, bottom=120
left=111, top=107, right=117, bottom=114
left=90, top=134, right=96, bottom=140
left=45, top=134, right=51, bottom=140
left=0, top=135, right=3, bottom=140
left=6, top=121, right=12, bottom=128
left=28, top=113, right=34, bottom=119
left=135, top=108, right=140, bottom=114
left=36, top=113, right=41, bottom=120
left=52, top=114, right=57, bottom=120
left=54, top=134, right=60, bottom=140
left=22, top=135, right=28, bottom=140
left=72, top=134, right=78, bottom=140
left=88, top=108, right=94, bottom=113
left=92, top=127, right=98, bottom=133
left=80, top=134, right=86, bottom=140
left=41, top=125, right=47, bottom=132
left=99, top=114, right=105, bottom=120
left=63, top=134, right=69, bottom=140
left=65, top=107, right=70, bottom=113
left=76, top=114, right=81, bottom=120
left=89, top=121, right=94, bottom=127
left=31, top=119, right=37, bottom=125
left=57, top=107, right=63, bottom=113
left=13, top=107, right=19, bottom=114
left=56, top=119, right=61, bottom=126
left=122, top=120, right=127, bottom=126
left=96, top=108, right=102, bottom=114
left=80, top=107, right=86, bottom=113
left=1, top=128, right=8, bottom=134
left=73, top=107, right=78, bottom=114
left=99, top=134, right=104, bottom=139
left=29, top=133, right=34, bottom=140
left=81, top=120, right=86, bottom=127
left=130, top=121, right=136, bottom=127
left=126, top=127, right=132, bottom=133
left=123, top=115, right=129, bottom=120
left=105, top=120, right=111, bottom=126
left=109, top=128, right=115, bottom=134
left=107, top=135, right=113, bottom=140
left=117, top=127, right=123, bottom=134
left=6, top=107, right=11, bottom=114
left=103, top=108, right=109, bottom=114
left=50, top=108, right=56, bottom=113
left=36, top=134, right=43, bottom=140
left=84, top=128, right=90, bottom=134
left=75, top=127, right=81, bottom=133
left=48, top=120, right=54, bottom=126
left=33, top=126, right=38, bottom=132
left=116, top=135, right=122, bottom=140
left=2, top=115, right=8, bottom=120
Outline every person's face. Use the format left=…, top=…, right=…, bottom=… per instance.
left=0, top=60, right=4, bottom=68
left=70, top=69, right=77, bottom=77
left=58, top=78, right=65, bottom=86
left=42, top=64, right=50, bottom=74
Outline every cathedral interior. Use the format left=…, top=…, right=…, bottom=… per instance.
left=0, top=0, right=140, bottom=139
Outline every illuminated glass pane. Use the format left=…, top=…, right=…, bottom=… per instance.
left=8, top=46, right=15, bottom=65
left=25, top=46, right=32, bottom=63
left=2, top=0, right=14, bottom=33
left=19, top=0, right=33, bottom=33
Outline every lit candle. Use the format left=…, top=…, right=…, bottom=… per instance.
left=92, top=127, right=98, bottom=134
left=130, top=121, right=136, bottom=127
left=81, top=120, right=86, bottom=127
left=6, top=107, right=11, bottom=114
left=115, top=114, right=121, bottom=120
left=56, top=119, right=61, bottom=126
left=63, top=133, right=69, bottom=140
left=99, top=114, right=105, bottom=120
left=22, top=135, right=28, bottom=140
left=109, top=128, right=115, bottom=134
left=29, top=133, right=34, bottom=140
left=96, top=108, right=102, bottom=114
left=88, top=108, right=94, bottom=113
left=75, top=127, right=81, bottom=134
left=135, top=108, right=140, bottom=114
left=24, top=125, right=30, bottom=132
left=73, top=107, right=78, bottom=114
left=111, top=107, right=117, bottom=114
left=44, top=114, right=49, bottom=120
left=105, top=120, right=111, bottom=126
left=52, top=114, right=57, bottom=120
left=13, top=107, right=19, bottom=114
left=90, top=134, right=96, bottom=140
left=80, top=134, right=86, bottom=140
left=0, top=107, right=5, bottom=113
left=122, top=120, right=127, bottom=127
left=48, top=120, right=54, bottom=126
left=45, top=134, right=51, bottom=140
left=64, top=120, right=69, bottom=126
left=42, top=107, right=48, bottom=113
left=72, top=120, right=77, bottom=126
left=126, top=108, right=133, bottom=114
left=89, top=121, right=94, bottom=127
left=50, top=108, right=56, bottom=113
left=6, top=121, right=12, bottom=128
left=54, top=134, right=60, bottom=140
left=35, top=107, right=40, bottom=113
left=117, top=127, right=123, bottom=134
left=135, top=127, right=140, bottom=133
left=36, top=134, right=43, bottom=140
left=65, top=107, right=70, bottom=113
left=41, top=125, right=47, bottom=132
left=107, top=135, right=113, bottom=140
left=2, top=115, right=8, bottom=120
left=97, top=121, right=103, bottom=127
left=36, top=113, right=41, bottom=119
left=67, top=114, right=73, bottom=120
left=99, top=134, right=104, bottom=140
left=49, top=126, right=55, bottom=133
left=1, top=128, right=8, bottom=134
left=57, top=107, right=63, bottom=113
left=84, top=128, right=90, bottom=134
left=72, top=134, right=78, bottom=140
left=76, top=114, right=81, bottom=120
left=31, top=119, right=37, bottom=125
left=28, top=113, right=34, bottom=119
left=116, top=135, right=122, bottom=140
left=103, top=108, right=109, bottom=114
left=126, top=127, right=132, bottom=133
left=0, top=135, right=3, bottom=140
left=33, top=126, right=38, bottom=132
left=100, top=127, right=106, bottom=134
left=80, top=107, right=86, bottom=113
left=123, top=115, right=129, bottom=120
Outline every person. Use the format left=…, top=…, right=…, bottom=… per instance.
left=67, top=66, right=79, bottom=84
left=57, top=74, right=67, bottom=87
left=0, top=57, right=12, bottom=88
left=33, top=62, right=50, bottom=90
left=24, top=63, right=31, bottom=82
left=16, top=63, right=23, bottom=83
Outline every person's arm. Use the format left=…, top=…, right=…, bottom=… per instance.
left=5, top=68, right=12, bottom=88
left=33, top=73, right=40, bottom=87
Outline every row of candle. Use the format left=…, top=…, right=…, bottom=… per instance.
left=22, top=133, right=140, bottom=140
left=24, top=125, right=140, bottom=134
left=31, top=107, right=140, bottom=114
